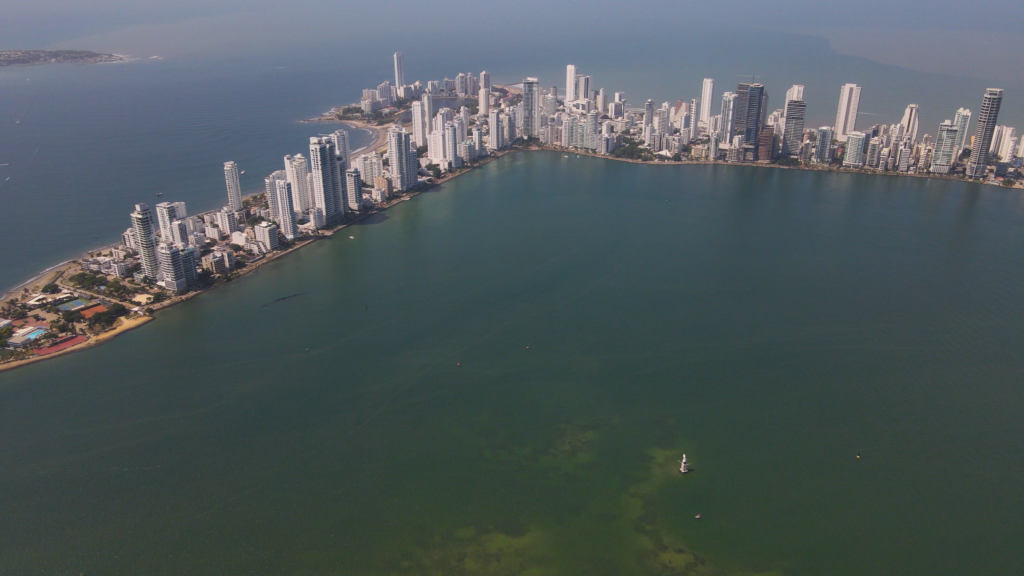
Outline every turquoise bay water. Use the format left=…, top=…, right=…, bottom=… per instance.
left=2, top=152, right=1022, bottom=574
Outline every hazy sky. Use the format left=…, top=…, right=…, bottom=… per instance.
left=2, top=0, right=1022, bottom=80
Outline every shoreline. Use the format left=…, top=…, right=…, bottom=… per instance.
left=1, top=145, right=1013, bottom=372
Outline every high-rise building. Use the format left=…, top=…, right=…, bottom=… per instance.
left=930, top=120, right=960, bottom=174
left=843, top=131, right=868, bottom=167
left=700, top=78, right=714, bottom=125
left=331, top=129, right=351, bottom=165
left=719, top=92, right=737, bottom=145
left=488, top=111, right=505, bottom=150
left=309, top=136, right=344, bottom=222
left=284, top=154, right=311, bottom=214
left=575, top=75, right=591, bottom=102
left=478, top=88, right=489, bottom=116
left=781, top=99, right=806, bottom=157
left=344, top=168, right=363, bottom=211
left=743, top=84, right=765, bottom=146
left=255, top=221, right=281, bottom=251
left=388, top=127, right=417, bottom=192
left=169, top=219, right=189, bottom=246
left=130, top=203, right=159, bottom=280
left=690, top=98, right=701, bottom=141
left=480, top=70, right=490, bottom=91
left=412, top=100, right=428, bottom=147
left=264, top=170, right=287, bottom=222
left=966, top=88, right=1003, bottom=179
left=900, top=104, right=920, bottom=143
left=223, top=161, right=242, bottom=211
left=834, top=83, right=862, bottom=142
left=784, top=85, right=805, bottom=110
left=953, top=108, right=972, bottom=153
left=393, top=52, right=404, bottom=88
left=172, top=202, right=187, bottom=218
left=644, top=99, right=654, bottom=128
left=596, top=88, right=607, bottom=118
left=273, top=179, right=297, bottom=239
left=734, top=83, right=751, bottom=138
left=814, top=127, right=835, bottom=164
left=565, top=65, right=577, bottom=102
left=522, top=77, right=540, bottom=138
left=757, top=126, right=776, bottom=161
left=216, top=208, right=238, bottom=234
left=154, top=202, right=178, bottom=241
left=156, top=242, right=188, bottom=293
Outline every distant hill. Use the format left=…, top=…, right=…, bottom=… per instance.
left=0, top=50, right=127, bottom=67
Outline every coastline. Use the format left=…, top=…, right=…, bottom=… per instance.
left=1, top=144, right=1012, bottom=372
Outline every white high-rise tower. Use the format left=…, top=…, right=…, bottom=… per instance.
left=565, top=64, right=577, bottom=102
left=393, top=52, right=404, bottom=88
left=130, top=203, right=159, bottom=280
left=834, top=83, right=862, bottom=142
left=900, top=104, right=920, bottom=143
left=284, top=154, right=311, bottom=214
left=700, top=78, right=714, bottom=125
left=953, top=108, right=972, bottom=153
left=309, top=136, right=344, bottom=223
left=223, top=161, right=242, bottom=211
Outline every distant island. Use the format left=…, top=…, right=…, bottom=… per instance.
left=0, top=50, right=127, bottom=67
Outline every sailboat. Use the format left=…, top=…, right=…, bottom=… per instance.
left=679, top=454, right=689, bottom=474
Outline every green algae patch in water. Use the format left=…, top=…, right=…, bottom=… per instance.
left=394, top=525, right=553, bottom=576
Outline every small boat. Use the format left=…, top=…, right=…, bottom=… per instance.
left=349, top=236, right=354, bottom=239
left=155, top=192, right=163, bottom=196
left=679, top=454, right=689, bottom=474
left=856, top=453, right=861, bottom=459
left=563, top=155, right=568, bottom=158
left=695, top=514, right=702, bottom=519
left=0, top=163, right=10, bottom=166
left=240, top=170, right=246, bottom=175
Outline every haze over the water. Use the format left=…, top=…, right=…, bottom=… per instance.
left=3, top=0, right=1023, bottom=80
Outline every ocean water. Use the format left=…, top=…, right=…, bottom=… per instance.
left=1, top=152, right=1022, bottom=574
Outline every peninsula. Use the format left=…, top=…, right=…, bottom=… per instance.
left=0, top=50, right=127, bottom=67
left=2, top=51, right=1022, bottom=370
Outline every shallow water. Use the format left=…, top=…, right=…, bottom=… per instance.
left=1, top=152, right=1021, bottom=574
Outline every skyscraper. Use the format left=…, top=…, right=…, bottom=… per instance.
left=575, top=76, right=591, bottom=102
left=273, top=179, right=297, bottom=239
left=478, top=88, right=489, bottom=116
left=784, top=85, right=804, bottom=110
left=393, top=52, right=404, bottom=88
left=264, top=170, right=286, bottom=222
left=388, top=127, right=417, bottom=192
left=814, top=127, right=835, bottom=164
left=345, top=168, right=363, bottom=211
left=930, top=120, right=960, bottom=174
left=644, top=99, right=654, bottom=129
left=156, top=242, right=187, bottom=293
left=781, top=98, right=806, bottom=157
left=834, top=84, right=862, bottom=142
left=900, top=104, right=920, bottom=143
left=154, top=202, right=178, bottom=241
left=309, top=136, right=344, bottom=223
left=966, top=88, right=1003, bottom=179
left=480, top=70, right=490, bottom=92
left=953, top=108, right=971, bottom=154
left=719, top=92, right=737, bottom=146
left=331, top=129, right=350, bottom=166
left=223, top=161, right=242, bottom=211
left=743, top=84, right=765, bottom=146
left=412, top=100, right=428, bottom=147
left=734, top=83, right=750, bottom=139
left=522, top=78, right=540, bottom=138
left=700, top=79, right=714, bottom=125
left=565, top=65, right=577, bottom=102
left=130, top=203, right=158, bottom=280
left=284, top=154, right=311, bottom=214
left=843, top=131, right=868, bottom=167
